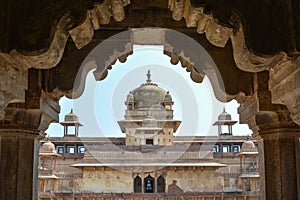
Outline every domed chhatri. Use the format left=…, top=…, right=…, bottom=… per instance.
left=240, top=140, right=258, bottom=154
left=213, top=108, right=237, bottom=135
left=125, top=70, right=173, bottom=111
left=218, top=108, right=232, bottom=121
left=63, top=109, right=81, bottom=124
left=60, top=109, right=83, bottom=137
left=40, top=137, right=58, bottom=155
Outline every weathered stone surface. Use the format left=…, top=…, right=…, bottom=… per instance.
left=0, top=53, right=27, bottom=119
left=10, top=15, right=72, bottom=70
left=205, top=19, right=232, bottom=48
left=238, top=72, right=300, bottom=200
left=269, top=55, right=300, bottom=126
left=70, top=14, right=94, bottom=50
left=230, top=23, right=289, bottom=73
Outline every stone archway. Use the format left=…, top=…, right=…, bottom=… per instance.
left=0, top=1, right=300, bottom=200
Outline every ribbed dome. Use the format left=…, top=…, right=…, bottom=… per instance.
left=64, top=109, right=80, bottom=122
left=241, top=140, right=257, bottom=153
left=40, top=140, right=56, bottom=154
left=132, top=70, right=168, bottom=110
left=218, top=109, right=232, bottom=121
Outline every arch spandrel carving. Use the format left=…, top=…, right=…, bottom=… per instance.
left=0, top=0, right=298, bottom=126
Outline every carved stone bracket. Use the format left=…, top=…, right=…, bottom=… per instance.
left=0, top=53, right=28, bottom=119
left=269, top=55, right=300, bottom=126
left=1, top=90, right=60, bottom=132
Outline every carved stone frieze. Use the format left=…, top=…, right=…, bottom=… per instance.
left=93, top=0, right=130, bottom=25
left=168, top=0, right=293, bottom=73
left=168, top=0, right=232, bottom=48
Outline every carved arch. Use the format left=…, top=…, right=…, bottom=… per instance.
left=0, top=0, right=299, bottom=125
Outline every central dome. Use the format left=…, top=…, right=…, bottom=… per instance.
left=132, top=70, right=167, bottom=110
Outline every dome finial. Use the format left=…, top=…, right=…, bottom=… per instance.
left=146, top=70, right=151, bottom=83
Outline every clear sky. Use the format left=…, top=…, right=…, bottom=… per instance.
left=46, top=45, right=252, bottom=137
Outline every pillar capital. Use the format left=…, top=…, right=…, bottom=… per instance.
left=1, top=90, right=60, bottom=133
left=238, top=93, right=300, bottom=139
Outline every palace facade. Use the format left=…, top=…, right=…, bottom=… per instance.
left=38, top=71, right=259, bottom=200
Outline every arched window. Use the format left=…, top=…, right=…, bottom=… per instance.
left=144, top=175, right=155, bottom=193
left=134, top=176, right=142, bottom=193
left=157, top=175, right=165, bottom=193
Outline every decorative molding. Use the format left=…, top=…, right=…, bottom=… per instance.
left=10, top=15, right=72, bottom=70
left=269, top=55, right=300, bottom=125
left=0, top=53, right=28, bottom=119
left=0, top=1, right=131, bottom=117
left=230, top=23, right=289, bottom=72
left=70, top=14, right=94, bottom=50
left=1, top=91, right=60, bottom=132
left=168, top=0, right=232, bottom=48
left=168, top=0, right=291, bottom=73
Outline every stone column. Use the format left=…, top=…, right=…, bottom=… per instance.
left=0, top=130, right=40, bottom=200
left=0, top=90, right=60, bottom=200
left=238, top=72, right=300, bottom=200
left=238, top=71, right=300, bottom=200
left=296, top=136, right=300, bottom=199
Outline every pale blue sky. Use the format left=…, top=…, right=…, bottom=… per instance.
left=46, top=45, right=252, bottom=137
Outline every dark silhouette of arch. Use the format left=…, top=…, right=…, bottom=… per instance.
left=157, top=175, right=166, bottom=193
left=134, top=176, right=142, bottom=193
left=144, top=175, right=155, bottom=193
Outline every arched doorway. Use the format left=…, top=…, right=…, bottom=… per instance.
left=133, top=175, right=142, bottom=193
left=144, top=175, right=155, bottom=193
left=157, top=175, right=166, bottom=193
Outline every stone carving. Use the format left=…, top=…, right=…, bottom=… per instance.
left=10, top=15, right=72, bottom=70
left=168, top=0, right=292, bottom=73
left=0, top=53, right=27, bottom=119
left=230, top=23, right=289, bottom=72
left=269, top=55, right=300, bottom=125
left=70, top=14, right=94, bottom=49
left=168, top=0, right=232, bottom=47
left=94, top=0, right=130, bottom=25
left=206, top=19, right=233, bottom=48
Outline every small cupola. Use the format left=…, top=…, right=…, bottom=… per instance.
left=163, top=91, right=174, bottom=110
left=60, top=109, right=83, bottom=137
left=213, top=108, right=237, bottom=135
left=125, top=91, right=135, bottom=110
